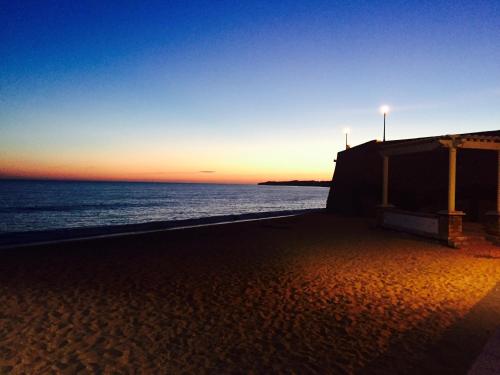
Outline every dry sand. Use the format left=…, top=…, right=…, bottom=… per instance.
left=0, top=212, right=499, bottom=374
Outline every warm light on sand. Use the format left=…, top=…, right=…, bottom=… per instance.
left=1, top=213, right=498, bottom=373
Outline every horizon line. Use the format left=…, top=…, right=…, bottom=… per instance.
left=0, top=177, right=255, bottom=185
left=0, top=176, right=331, bottom=185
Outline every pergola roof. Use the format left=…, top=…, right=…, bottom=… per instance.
left=379, top=133, right=500, bottom=156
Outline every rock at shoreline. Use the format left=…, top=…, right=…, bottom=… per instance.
left=258, top=180, right=331, bottom=187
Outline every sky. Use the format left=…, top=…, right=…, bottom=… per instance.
left=1, top=0, right=499, bottom=184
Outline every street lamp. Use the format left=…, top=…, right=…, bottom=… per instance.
left=343, top=127, right=350, bottom=149
left=380, top=105, right=390, bottom=142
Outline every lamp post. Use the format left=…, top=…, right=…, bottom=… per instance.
left=380, top=105, right=390, bottom=142
left=343, top=127, right=350, bottom=149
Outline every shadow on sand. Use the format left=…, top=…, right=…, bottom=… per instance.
left=360, top=281, right=500, bottom=374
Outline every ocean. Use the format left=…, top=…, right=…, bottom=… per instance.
left=0, top=180, right=329, bottom=234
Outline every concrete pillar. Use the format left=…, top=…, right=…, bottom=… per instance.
left=485, top=151, right=500, bottom=236
left=438, top=211, right=465, bottom=247
left=448, top=147, right=457, bottom=213
left=486, top=150, right=500, bottom=237
left=382, top=155, right=389, bottom=206
left=439, top=146, right=466, bottom=246
left=497, top=150, right=500, bottom=212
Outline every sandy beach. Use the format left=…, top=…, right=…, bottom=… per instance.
left=0, top=212, right=499, bottom=374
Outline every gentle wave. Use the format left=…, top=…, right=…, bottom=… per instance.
left=0, top=180, right=329, bottom=233
left=0, top=201, right=171, bottom=213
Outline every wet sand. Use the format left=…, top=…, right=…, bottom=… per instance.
left=0, top=212, right=499, bottom=374
left=0, top=209, right=317, bottom=248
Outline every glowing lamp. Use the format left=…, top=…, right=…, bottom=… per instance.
left=380, top=105, right=390, bottom=115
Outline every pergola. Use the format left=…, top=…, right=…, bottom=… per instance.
left=377, top=134, right=500, bottom=246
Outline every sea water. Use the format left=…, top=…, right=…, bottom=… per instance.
left=0, top=180, right=329, bottom=233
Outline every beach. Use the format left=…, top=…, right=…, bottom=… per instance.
left=0, top=212, right=499, bottom=374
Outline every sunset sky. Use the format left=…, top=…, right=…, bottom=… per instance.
left=1, top=1, right=499, bottom=183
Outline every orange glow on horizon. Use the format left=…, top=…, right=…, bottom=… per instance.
left=0, top=159, right=331, bottom=185
left=0, top=136, right=335, bottom=184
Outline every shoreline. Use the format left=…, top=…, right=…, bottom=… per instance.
left=0, top=208, right=322, bottom=249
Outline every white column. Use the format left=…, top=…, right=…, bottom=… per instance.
left=382, top=155, right=389, bottom=206
left=497, top=150, right=500, bottom=212
left=448, top=147, right=457, bottom=213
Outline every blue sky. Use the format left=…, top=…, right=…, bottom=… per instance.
left=1, top=0, right=499, bottom=182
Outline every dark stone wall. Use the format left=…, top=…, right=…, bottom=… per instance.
left=327, top=140, right=498, bottom=222
left=326, top=141, right=382, bottom=216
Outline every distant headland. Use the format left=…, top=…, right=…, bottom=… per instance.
left=258, top=180, right=331, bottom=187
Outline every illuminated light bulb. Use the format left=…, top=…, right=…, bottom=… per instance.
left=380, top=105, right=390, bottom=115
